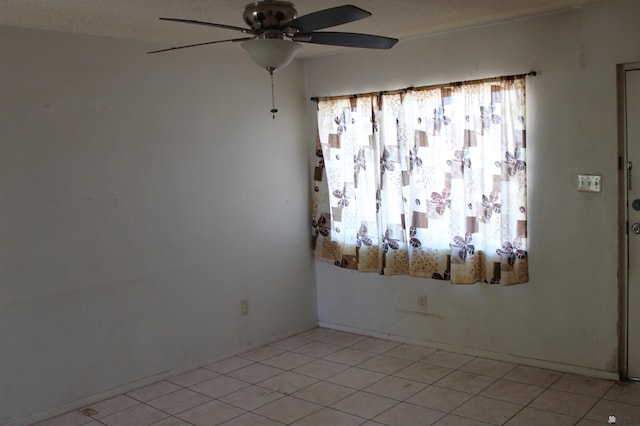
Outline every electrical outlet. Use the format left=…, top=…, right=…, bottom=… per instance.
left=240, top=299, right=249, bottom=316
left=577, top=174, right=602, bottom=192
left=418, top=295, right=427, bottom=310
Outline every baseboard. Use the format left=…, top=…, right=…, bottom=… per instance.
left=10, top=323, right=318, bottom=426
left=318, top=320, right=620, bottom=381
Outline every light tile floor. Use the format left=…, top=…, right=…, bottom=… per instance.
left=36, top=327, right=640, bottom=426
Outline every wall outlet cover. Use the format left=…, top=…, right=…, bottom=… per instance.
left=577, top=174, right=602, bottom=192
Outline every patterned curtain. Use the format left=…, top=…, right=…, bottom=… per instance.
left=312, top=76, right=528, bottom=285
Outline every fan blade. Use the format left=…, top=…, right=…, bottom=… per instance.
left=293, top=32, right=398, bottom=49
left=159, top=17, right=254, bottom=34
left=147, top=37, right=253, bottom=54
left=285, top=5, right=371, bottom=33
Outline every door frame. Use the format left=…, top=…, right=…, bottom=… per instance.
left=618, top=62, right=640, bottom=379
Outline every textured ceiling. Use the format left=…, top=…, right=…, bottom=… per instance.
left=1, top=0, right=614, bottom=57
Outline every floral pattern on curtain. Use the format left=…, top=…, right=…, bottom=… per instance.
left=311, top=76, right=528, bottom=285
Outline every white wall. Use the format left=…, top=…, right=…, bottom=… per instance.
left=0, top=27, right=316, bottom=424
left=305, top=0, right=640, bottom=377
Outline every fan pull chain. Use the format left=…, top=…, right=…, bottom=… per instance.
left=269, top=68, right=278, bottom=119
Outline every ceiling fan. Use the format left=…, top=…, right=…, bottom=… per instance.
left=149, top=1, right=398, bottom=117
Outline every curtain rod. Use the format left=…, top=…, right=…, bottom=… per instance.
left=310, top=70, right=537, bottom=102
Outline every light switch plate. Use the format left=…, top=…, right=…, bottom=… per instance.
left=577, top=174, right=602, bottom=192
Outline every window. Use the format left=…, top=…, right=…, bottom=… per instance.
left=312, top=76, right=529, bottom=285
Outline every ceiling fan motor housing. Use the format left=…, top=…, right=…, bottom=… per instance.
left=243, top=1, right=298, bottom=36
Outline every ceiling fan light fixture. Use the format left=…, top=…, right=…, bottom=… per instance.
left=241, top=38, right=302, bottom=72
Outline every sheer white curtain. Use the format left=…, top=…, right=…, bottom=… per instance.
left=312, top=77, right=528, bottom=285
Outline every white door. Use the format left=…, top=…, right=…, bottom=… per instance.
left=626, top=66, right=640, bottom=378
